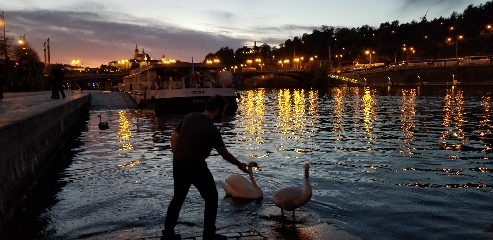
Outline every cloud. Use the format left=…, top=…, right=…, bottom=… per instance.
left=5, top=9, right=246, bottom=66
left=399, top=0, right=478, bottom=19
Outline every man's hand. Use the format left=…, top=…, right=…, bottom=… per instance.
left=238, top=162, right=248, bottom=173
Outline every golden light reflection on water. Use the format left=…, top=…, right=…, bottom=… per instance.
left=479, top=95, right=492, bottom=155
left=332, top=87, right=345, bottom=142
left=238, top=90, right=266, bottom=157
left=118, top=110, right=133, bottom=150
left=118, top=160, right=140, bottom=168
left=399, top=89, right=417, bottom=156
left=237, top=89, right=320, bottom=156
left=440, top=87, right=466, bottom=154
left=277, top=89, right=306, bottom=138
left=361, top=87, right=377, bottom=146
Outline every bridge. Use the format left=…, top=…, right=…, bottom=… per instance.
left=64, top=71, right=126, bottom=90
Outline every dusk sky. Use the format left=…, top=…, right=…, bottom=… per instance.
left=1, top=0, right=489, bottom=67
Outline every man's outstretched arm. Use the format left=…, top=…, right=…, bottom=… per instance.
left=217, top=146, right=248, bottom=173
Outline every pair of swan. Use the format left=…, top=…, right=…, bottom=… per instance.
left=219, top=162, right=312, bottom=217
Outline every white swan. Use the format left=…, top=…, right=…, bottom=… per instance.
left=97, top=115, right=109, bottom=130
left=219, top=162, right=263, bottom=199
left=271, top=162, right=312, bottom=217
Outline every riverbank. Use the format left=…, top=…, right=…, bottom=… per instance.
left=0, top=91, right=90, bottom=232
left=235, top=64, right=493, bottom=89
left=339, top=64, right=493, bottom=86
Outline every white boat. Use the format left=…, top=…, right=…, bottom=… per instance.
left=121, top=62, right=239, bottom=116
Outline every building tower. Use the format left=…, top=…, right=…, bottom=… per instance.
left=134, top=45, right=139, bottom=59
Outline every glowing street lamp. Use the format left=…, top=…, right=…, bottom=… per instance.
left=365, top=50, right=374, bottom=65
left=447, top=35, right=463, bottom=61
left=402, top=45, right=415, bottom=64
left=71, top=59, right=81, bottom=66
left=0, top=11, right=6, bottom=59
left=18, top=34, right=26, bottom=48
left=294, top=57, right=300, bottom=70
left=335, top=54, right=343, bottom=69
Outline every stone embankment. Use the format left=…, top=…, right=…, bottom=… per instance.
left=0, top=90, right=137, bottom=232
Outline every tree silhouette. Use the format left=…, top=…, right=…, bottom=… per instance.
left=209, top=1, right=493, bottom=69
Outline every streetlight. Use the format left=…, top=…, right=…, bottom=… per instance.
left=365, top=50, right=374, bottom=65
left=447, top=35, right=463, bottom=61
left=294, top=57, right=300, bottom=70
left=255, top=58, right=262, bottom=71
left=335, top=54, right=343, bottom=69
left=1, top=11, right=6, bottom=60
left=18, top=34, right=26, bottom=47
left=402, top=45, right=415, bottom=64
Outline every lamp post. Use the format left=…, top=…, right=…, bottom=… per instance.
left=402, top=45, right=415, bottom=64
left=455, top=36, right=463, bottom=61
left=0, top=11, right=6, bottom=60
left=335, top=54, right=343, bottom=69
left=447, top=36, right=463, bottom=61
left=365, top=50, right=374, bottom=65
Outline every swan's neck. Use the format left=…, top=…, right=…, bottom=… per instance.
left=303, top=169, right=312, bottom=198
left=248, top=167, right=261, bottom=192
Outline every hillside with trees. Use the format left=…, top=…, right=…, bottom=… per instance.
left=205, top=1, right=493, bottom=70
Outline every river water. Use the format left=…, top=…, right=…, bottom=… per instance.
left=9, top=86, right=493, bottom=240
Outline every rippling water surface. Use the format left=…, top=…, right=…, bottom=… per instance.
left=13, top=87, right=493, bottom=239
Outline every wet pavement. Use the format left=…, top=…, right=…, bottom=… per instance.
left=0, top=90, right=362, bottom=240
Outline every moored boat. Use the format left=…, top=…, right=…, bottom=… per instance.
left=121, top=62, right=238, bottom=116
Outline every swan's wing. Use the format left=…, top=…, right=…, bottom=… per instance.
left=272, top=186, right=305, bottom=210
left=225, top=175, right=252, bottom=190
left=224, top=174, right=263, bottom=199
left=219, top=180, right=236, bottom=197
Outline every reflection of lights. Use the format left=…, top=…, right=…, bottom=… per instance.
left=277, top=89, right=306, bottom=139
left=332, top=87, right=346, bottom=142
left=118, top=110, right=133, bottom=150
left=440, top=87, right=466, bottom=153
left=274, top=89, right=319, bottom=157
left=399, top=89, right=417, bottom=155
left=479, top=95, right=492, bottom=154
left=118, top=160, right=140, bottom=168
left=307, top=90, right=319, bottom=133
left=238, top=90, right=265, bottom=150
left=362, top=87, right=376, bottom=145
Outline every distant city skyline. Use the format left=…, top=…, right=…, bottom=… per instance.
left=1, top=0, right=490, bottom=67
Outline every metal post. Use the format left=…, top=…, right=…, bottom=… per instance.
left=44, top=42, right=47, bottom=67
left=47, top=38, right=50, bottom=66
left=455, top=40, right=458, bottom=62
left=0, top=11, right=6, bottom=60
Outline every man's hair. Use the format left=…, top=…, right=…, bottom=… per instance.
left=205, top=95, right=228, bottom=112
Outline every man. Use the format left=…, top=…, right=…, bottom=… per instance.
left=49, top=66, right=65, bottom=99
left=163, top=95, right=248, bottom=240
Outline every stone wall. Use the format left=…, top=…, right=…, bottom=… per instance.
left=0, top=95, right=90, bottom=232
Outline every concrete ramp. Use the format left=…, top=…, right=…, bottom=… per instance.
left=88, top=90, right=138, bottom=110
